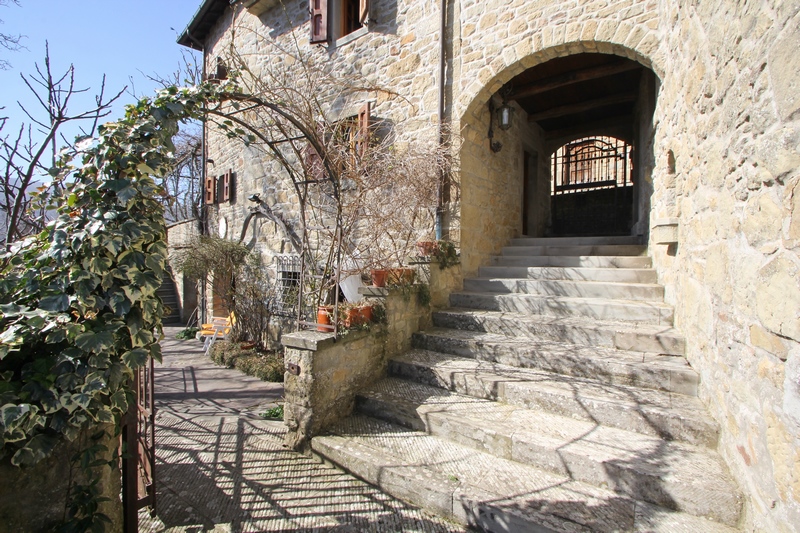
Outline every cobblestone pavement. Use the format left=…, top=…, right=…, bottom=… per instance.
left=138, top=327, right=467, bottom=532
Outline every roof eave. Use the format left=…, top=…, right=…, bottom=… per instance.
left=177, top=0, right=230, bottom=50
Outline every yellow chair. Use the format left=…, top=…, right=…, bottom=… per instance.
left=200, top=313, right=235, bottom=354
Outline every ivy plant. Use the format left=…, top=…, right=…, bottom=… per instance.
left=0, top=81, right=241, bottom=527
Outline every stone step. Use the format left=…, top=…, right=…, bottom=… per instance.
left=478, top=265, right=658, bottom=283
left=449, top=291, right=674, bottom=325
left=354, top=379, right=742, bottom=527
left=433, top=308, right=685, bottom=355
left=413, top=328, right=698, bottom=395
left=314, top=416, right=739, bottom=533
left=510, top=235, right=644, bottom=246
left=491, top=254, right=653, bottom=269
left=389, top=349, right=718, bottom=447
left=502, top=244, right=647, bottom=257
left=463, top=278, right=665, bottom=301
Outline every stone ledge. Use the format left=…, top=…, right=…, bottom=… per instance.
left=652, top=218, right=679, bottom=245
left=282, top=330, right=337, bottom=351
left=283, top=328, right=378, bottom=352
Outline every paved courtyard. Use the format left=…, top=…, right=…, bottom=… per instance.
left=138, top=327, right=466, bottom=532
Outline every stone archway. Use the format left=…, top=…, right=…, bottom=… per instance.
left=455, top=42, right=660, bottom=276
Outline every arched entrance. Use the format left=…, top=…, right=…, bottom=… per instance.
left=505, top=52, right=656, bottom=237
left=497, top=52, right=657, bottom=239
left=455, top=47, right=661, bottom=275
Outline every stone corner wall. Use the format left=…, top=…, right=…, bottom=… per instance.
left=282, top=285, right=428, bottom=450
left=0, top=424, right=122, bottom=533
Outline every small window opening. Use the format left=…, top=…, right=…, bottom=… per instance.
left=342, top=0, right=363, bottom=36
left=274, top=255, right=301, bottom=317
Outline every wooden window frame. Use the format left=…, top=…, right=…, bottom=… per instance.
left=310, top=0, right=369, bottom=44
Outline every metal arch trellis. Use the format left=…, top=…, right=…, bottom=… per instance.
left=204, top=94, right=348, bottom=335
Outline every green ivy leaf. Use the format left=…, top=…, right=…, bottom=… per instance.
left=11, top=433, right=58, bottom=467
left=121, top=348, right=149, bottom=368
left=110, top=390, right=128, bottom=413
left=86, top=256, right=113, bottom=274
left=74, top=331, right=114, bottom=354
left=39, top=294, right=69, bottom=312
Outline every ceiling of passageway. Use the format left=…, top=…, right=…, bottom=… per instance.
left=505, top=54, right=644, bottom=137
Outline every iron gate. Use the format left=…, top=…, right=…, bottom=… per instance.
left=122, top=356, right=156, bottom=531
left=550, top=136, right=633, bottom=236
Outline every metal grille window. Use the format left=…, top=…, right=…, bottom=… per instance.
left=551, top=136, right=631, bottom=195
left=274, top=255, right=301, bottom=317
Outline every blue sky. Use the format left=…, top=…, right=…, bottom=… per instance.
left=1, top=0, right=203, bottom=140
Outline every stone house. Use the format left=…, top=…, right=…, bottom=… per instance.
left=178, top=1, right=800, bottom=531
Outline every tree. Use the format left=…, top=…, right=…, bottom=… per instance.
left=0, top=45, right=124, bottom=245
left=0, top=0, right=23, bottom=71
left=161, top=127, right=202, bottom=223
left=143, top=49, right=203, bottom=224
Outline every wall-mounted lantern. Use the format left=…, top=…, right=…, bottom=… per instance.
left=488, top=99, right=514, bottom=153
left=497, top=102, right=515, bottom=131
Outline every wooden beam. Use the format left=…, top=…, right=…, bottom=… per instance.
left=544, top=115, right=632, bottom=141
left=527, top=93, right=637, bottom=122
left=509, top=62, right=641, bottom=100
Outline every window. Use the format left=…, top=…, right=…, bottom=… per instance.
left=204, top=170, right=235, bottom=205
left=274, top=255, right=301, bottom=317
left=302, top=103, right=371, bottom=183
left=310, top=0, right=369, bottom=44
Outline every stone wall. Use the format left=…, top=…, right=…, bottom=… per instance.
left=282, top=284, right=428, bottom=450
left=649, top=3, right=800, bottom=530
left=166, top=219, right=201, bottom=322
left=0, top=425, right=122, bottom=532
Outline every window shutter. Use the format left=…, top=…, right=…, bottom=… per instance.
left=221, top=170, right=233, bottom=202
left=304, top=142, right=325, bottom=182
left=205, top=175, right=216, bottom=204
left=310, top=0, right=328, bottom=44
left=359, top=0, right=369, bottom=25
left=357, top=102, right=371, bottom=157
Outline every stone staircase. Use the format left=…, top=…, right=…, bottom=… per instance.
left=312, top=236, right=743, bottom=532
left=158, top=269, right=182, bottom=325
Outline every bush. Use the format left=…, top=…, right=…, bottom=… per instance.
left=208, top=341, right=284, bottom=382
left=235, top=352, right=284, bottom=382
left=176, top=327, right=199, bottom=340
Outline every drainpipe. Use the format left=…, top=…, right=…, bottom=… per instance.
left=435, top=0, right=447, bottom=240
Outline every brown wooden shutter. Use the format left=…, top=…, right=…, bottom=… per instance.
left=221, top=170, right=232, bottom=202
left=356, top=102, right=371, bottom=157
left=304, top=142, right=325, bottom=182
left=205, top=175, right=216, bottom=204
left=310, top=0, right=328, bottom=44
left=359, top=0, right=369, bottom=25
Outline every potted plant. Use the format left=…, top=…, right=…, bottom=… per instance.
left=370, top=268, right=389, bottom=287
left=317, top=305, right=334, bottom=332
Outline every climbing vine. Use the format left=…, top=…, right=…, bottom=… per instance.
left=0, top=80, right=240, bottom=527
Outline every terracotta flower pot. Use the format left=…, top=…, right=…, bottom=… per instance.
left=341, top=305, right=373, bottom=327
left=371, top=269, right=389, bottom=287
left=389, top=268, right=415, bottom=285
left=359, top=305, right=373, bottom=324
left=317, top=305, right=334, bottom=332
